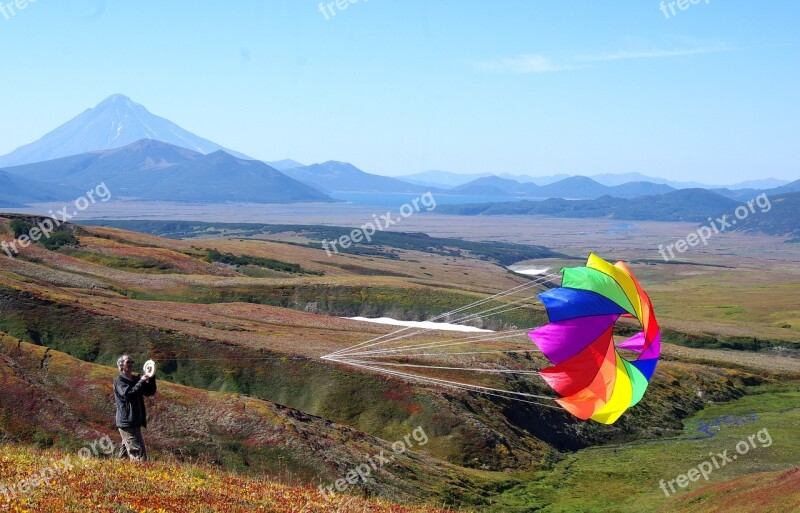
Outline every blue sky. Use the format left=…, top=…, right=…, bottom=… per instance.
left=0, top=0, right=798, bottom=184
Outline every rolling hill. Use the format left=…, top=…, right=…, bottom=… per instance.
left=730, top=192, right=800, bottom=240
left=0, top=140, right=332, bottom=204
left=0, top=332, right=467, bottom=507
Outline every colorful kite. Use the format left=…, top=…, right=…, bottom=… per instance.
left=529, top=253, right=661, bottom=424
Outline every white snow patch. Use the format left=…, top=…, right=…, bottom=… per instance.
left=344, top=317, right=493, bottom=333
left=508, top=266, right=551, bottom=276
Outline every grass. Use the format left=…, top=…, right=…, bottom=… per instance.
left=0, top=444, right=456, bottom=513
left=479, top=383, right=800, bottom=512
left=58, top=247, right=179, bottom=273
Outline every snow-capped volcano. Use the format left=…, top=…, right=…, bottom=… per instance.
left=0, top=94, right=252, bottom=167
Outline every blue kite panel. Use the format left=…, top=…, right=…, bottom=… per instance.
left=537, top=287, right=628, bottom=322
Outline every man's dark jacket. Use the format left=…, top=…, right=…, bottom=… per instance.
left=114, top=374, right=157, bottom=428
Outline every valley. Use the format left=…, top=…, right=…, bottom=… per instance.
left=0, top=211, right=797, bottom=511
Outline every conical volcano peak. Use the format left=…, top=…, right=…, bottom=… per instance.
left=0, top=95, right=252, bottom=166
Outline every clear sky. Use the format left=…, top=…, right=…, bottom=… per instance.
left=0, top=0, right=798, bottom=183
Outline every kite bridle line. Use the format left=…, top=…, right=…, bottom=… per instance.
left=336, top=329, right=533, bottom=359
left=330, top=358, right=560, bottom=409
left=324, top=272, right=561, bottom=359
left=325, top=272, right=560, bottom=358
left=321, top=273, right=564, bottom=406
left=337, top=303, right=542, bottom=357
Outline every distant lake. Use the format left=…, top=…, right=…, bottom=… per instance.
left=329, top=192, right=529, bottom=207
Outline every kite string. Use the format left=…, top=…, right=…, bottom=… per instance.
left=335, top=358, right=541, bottom=374
left=329, top=272, right=560, bottom=357
left=348, top=348, right=538, bottom=359
left=336, top=303, right=531, bottom=357
left=328, top=273, right=560, bottom=356
left=344, top=297, right=544, bottom=354
left=326, top=280, right=537, bottom=355
left=342, top=329, right=532, bottom=357
left=332, top=358, right=559, bottom=406
left=327, top=282, right=541, bottom=357
left=351, top=296, right=542, bottom=349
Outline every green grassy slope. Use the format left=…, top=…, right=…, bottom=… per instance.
left=480, top=384, right=800, bottom=512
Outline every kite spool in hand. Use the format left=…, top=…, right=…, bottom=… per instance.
left=143, top=359, right=156, bottom=377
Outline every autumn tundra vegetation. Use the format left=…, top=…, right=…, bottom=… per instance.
left=0, top=215, right=798, bottom=512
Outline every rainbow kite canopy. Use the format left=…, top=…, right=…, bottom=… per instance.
left=529, top=254, right=661, bottom=424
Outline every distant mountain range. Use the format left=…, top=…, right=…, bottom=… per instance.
left=399, top=170, right=791, bottom=191
left=0, top=140, right=331, bottom=204
left=0, top=94, right=795, bottom=211
left=450, top=175, right=674, bottom=200
left=438, top=188, right=766, bottom=223
left=282, top=161, right=442, bottom=194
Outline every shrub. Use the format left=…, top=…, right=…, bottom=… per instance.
left=9, top=219, right=33, bottom=238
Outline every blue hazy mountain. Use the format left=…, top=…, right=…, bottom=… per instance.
left=265, top=159, right=306, bottom=171
left=0, top=170, right=83, bottom=207
left=769, top=178, right=800, bottom=194
left=713, top=178, right=799, bottom=200
left=497, top=173, right=572, bottom=185
left=452, top=175, right=674, bottom=199
left=397, top=170, right=492, bottom=188
left=452, top=176, right=541, bottom=195
left=439, top=188, right=741, bottom=222
left=727, top=178, right=790, bottom=190
left=0, top=94, right=254, bottom=167
left=588, top=172, right=706, bottom=188
left=731, top=191, right=800, bottom=240
left=283, top=161, right=443, bottom=194
left=399, top=170, right=791, bottom=192
left=591, top=173, right=790, bottom=190
left=0, top=140, right=332, bottom=204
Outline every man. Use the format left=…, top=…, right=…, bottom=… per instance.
left=114, top=354, right=156, bottom=461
